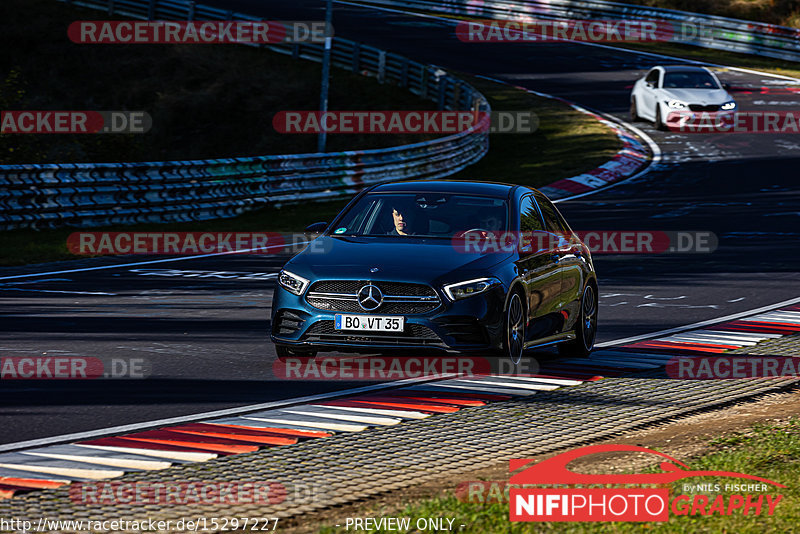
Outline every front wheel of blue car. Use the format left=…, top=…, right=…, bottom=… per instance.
left=504, top=291, right=526, bottom=365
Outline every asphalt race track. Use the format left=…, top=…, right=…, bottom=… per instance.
left=1, top=0, right=799, bottom=446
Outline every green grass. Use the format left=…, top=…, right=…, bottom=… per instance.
left=611, top=0, right=800, bottom=28
left=320, top=419, right=800, bottom=533
left=0, top=0, right=438, bottom=164
left=0, top=74, right=622, bottom=266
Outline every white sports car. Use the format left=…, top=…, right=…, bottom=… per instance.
left=630, top=65, right=736, bottom=130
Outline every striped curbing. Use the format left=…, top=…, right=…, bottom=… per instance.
left=0, top=305, right=799, bottom=499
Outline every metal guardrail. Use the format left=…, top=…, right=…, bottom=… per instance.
left=356, top=0, right=800, bottom=62
left=0, top=0, right=490, bottom=230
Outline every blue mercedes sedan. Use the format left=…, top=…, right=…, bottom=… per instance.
left=271, top=180, right=598, bottom=363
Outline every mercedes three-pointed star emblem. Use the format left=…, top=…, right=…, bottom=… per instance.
left=357, top=284, right=383, bottom=311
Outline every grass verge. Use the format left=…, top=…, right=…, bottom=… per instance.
left=0, top=0, right=437, bottom=164
left=316, top=418, right=800, bottom=533
left=0, top=74, right=622, bottom=266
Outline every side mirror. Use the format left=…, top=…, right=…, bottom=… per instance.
left=645, top=82, right=654, bottom=89
left=304, top=221, right=328, bottom=235
left=722, top=82, right=731, bottom=90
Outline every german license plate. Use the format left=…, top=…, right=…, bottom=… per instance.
left=334, top=314, right=404, bottom=332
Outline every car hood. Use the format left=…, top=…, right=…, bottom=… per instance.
left=286, top=235, right=511, bottom=285
left=659, top=88, right=732, bottom=105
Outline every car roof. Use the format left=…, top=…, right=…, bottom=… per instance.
left=370, top=180, right=521, bottom=198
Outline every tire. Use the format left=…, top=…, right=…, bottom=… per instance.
left=630, top=97, right=640, bottom=122
left=558, top=284, right=598, bottom=358
left=504, top=290, right=526, bottom=365
left=275, top=345, right=317, bottom=362
left=655, top=105, right=667, bottom=131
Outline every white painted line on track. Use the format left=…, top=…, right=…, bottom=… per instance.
left=0, top=241, right=308, bottom=282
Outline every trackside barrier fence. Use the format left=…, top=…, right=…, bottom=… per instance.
left=356, top=0, right=800, bottom=62
left=0, top=0, right=490, bottom=230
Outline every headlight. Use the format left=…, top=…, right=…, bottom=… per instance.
left=667, top=100, right=688, bottom=110
left=443, top=277, right=500, bottom=301
left=278, top=270, right=309, bottom=295
left=721, top=101, right=736, bottom=110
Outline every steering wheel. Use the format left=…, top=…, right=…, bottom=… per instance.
left=459, top=228, right=492, bottom=237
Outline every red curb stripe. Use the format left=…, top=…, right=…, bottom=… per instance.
left=160, top=426, right=297, bottom=446
left=626, top=340, right=735, bottom=352
left=398, top=389, right=513, bottom=401
left=321, top=399, right=459, bottom=413
left=350, top=395, right=464, bottom=409
left=712, top=321, right=800, bottom=334
left=79, top=437, right=225, bottom=454
left=118, top=431, right=260, bottom=453
left=82, top=436, right=251, bottom=455
left=371, top=393, right=486, bottom=406
left=738, top=320, right=800, bottom=329
left=203, top=423, right=332, bottom=438
left=0, top=477, right=65, bottom=490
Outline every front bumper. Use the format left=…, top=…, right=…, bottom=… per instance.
left=270, top=284, right=506, bottom=354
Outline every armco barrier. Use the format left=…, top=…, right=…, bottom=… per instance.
left=0, top=0, right=490, bottom=230
left=356, top=0, right=800, bottom=62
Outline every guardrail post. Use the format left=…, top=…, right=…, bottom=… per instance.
left=437, top=77, right=447, bottom=110
left=147, top=0, right=156, bottom=20
left=226, top=9, right=233, bottom=20
left=400, top=58, right=408, bottom=88
left=108, top=0, right=115, bottom=16
left=420, top=68, right=428, bottom=99
left=452, top=83, right=461, bottom=110
left=377, top=51, right=386, bottom=84
left=188, top=1, right=196, bottom=21
left=292, top=43, right=300, bottom=59
left=352, top=43, right=360, bottom=73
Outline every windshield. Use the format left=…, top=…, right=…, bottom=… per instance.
left=331, top=193, right=509, bottom=238
left=663, top=71, right=719, bottom=89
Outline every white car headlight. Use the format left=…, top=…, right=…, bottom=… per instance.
left=721, top=101, right=737, bottom=110
left=278, top=270, right=309, bottom=295
left=667, top=100, right=688, bottom=110
left=443, top=277, right=500, bottom=301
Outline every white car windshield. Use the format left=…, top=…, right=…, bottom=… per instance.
left=663, top=72, right=719, bottom=89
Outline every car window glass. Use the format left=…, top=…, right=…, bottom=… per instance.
left=534, top=193, right=569, bottom=237
left=519, top=196, right=544, bottom=232
left=333, top=193, right=508, bottom=237
left=663, top=72, right=719, bottom=89
left=645, top=70, right=659, bottom=86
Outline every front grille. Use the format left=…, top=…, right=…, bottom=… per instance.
left=689, top=104, right=720, bottom=112
left=302, top=320, right=443, bottom=346
left=273, top=310, right=305, bottom=335
left=435, top=316, right=488, bottom=346
left=306, top=280, right=440, bottom=314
